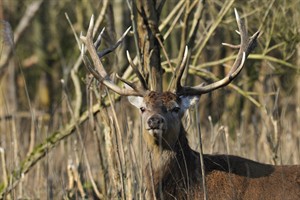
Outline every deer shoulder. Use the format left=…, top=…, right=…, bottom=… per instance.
left=129, top=92, right=300, bottom=200
left=81, top=8, right=300, bottom=200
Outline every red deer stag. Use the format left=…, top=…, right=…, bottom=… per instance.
left=80, top=9, right=300, bottom=200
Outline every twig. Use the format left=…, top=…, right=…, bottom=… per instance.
left=63, top=89, right=104, bottom=199
left=0, top=103, right=101, bottom=198
left=0, top=0, right=44, bottom=77
left=67, top=161, right=86, bottom=199
left=159, top=0, right=185, bottom=32
left=126, top=0, right=143, bottom=73
left=195, top=104, right=207, bottom=200
left=155, top=35, right=174, bottom=72
left=192, top=0, right=235, bottom=66
left=163, top=6, right=185, bottom=40
left=169, top=0, right=199, bottom=90
left=106, top=88, right=127, bottom=200
left=93, top=0, right=109, bottom=37
left=0, top=148, right=11, bottom=200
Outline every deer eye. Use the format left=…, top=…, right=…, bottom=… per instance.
left=172, top=106, right=180, bottom=113
left=140, top=107, right=146, bottom=113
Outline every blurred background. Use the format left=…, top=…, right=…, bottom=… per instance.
left=0, top=0, right=299, bottom=199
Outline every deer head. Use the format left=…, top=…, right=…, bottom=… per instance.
left=78, top=10, right=300, bottom=200
left=128, top=91, right=199, bottom=149
left=80, top=9, right=259, bottom=151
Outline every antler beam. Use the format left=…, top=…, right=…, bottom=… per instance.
left=176, top=9, right=260, bottom=96
left=80, top=15, right=146, bottom=96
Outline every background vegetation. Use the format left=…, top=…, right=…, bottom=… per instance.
left=0, top=0, right=299, bottom=199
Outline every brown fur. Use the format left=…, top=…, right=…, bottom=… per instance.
left=136, top=92, right=300, bottom=200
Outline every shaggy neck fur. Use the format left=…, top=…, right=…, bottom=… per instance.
left=142, top=114, right=300, bottom=199
left=143, top=124, right=201, bottom=199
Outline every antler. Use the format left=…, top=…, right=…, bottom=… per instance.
left=80, top=15, right=147, bottom=96
left=176, top=9, right=260, bottom=96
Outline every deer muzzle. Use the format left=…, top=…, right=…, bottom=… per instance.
left=146, top=114, right=165, bottom=136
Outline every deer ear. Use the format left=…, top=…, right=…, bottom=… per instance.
left=125, top=83, right=144, bottom=108
left=179, top=95, right=200, bottom=111
left=128, top=96, right=144, bottom=108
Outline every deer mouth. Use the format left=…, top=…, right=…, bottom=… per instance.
left=145, top=114, right=167, bottom=137
left=146, top=128, right=165, bottom=137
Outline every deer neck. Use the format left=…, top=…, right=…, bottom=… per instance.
left=143, top=125, right=200, bottom=196
left=144, top=124, right=191, bottom=155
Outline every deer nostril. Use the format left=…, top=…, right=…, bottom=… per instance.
left=147, top=115, right=164, bottom=129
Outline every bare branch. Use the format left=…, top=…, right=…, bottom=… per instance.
left=0, top=0, right=44, bottom=77
left=222, top=43, right=240, bottom=49
left=126, top=51, right=148, bottom=90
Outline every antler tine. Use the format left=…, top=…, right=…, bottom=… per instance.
left=177, top=9, right=259, bottom=96
left=97, top=27, right=131, bottom=58
left=94, top=27, right=105, bottom=50
left=174, top=46, right=189, bottom=92
left=126, top=51, right=148, bottom=91
left=80, top=15, right=144, bottom=96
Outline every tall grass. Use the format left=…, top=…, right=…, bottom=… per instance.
left=0, top=0, right=299, bottom=199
